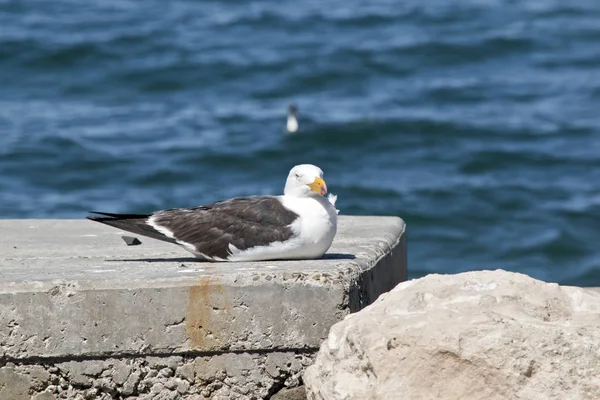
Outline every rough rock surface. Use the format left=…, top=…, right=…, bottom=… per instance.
left=304, top=270, right=600, bottom=400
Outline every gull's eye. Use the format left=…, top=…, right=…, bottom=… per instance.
left=295, top=173, right=300, bottom=178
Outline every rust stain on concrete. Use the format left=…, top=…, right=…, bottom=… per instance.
left=185, top=276, right=231, bottom=350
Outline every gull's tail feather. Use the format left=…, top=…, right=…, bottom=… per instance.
left=86, top=211, right=177, bottom=244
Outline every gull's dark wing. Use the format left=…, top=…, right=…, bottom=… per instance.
left=87, top=196, right=299, bottom=259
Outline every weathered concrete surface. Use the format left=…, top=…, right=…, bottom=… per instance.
left=0, top=216, right=406, bottom=399
left=0, top=352, right=314, bottom=400
left=305, top=270, right=600, bottom=400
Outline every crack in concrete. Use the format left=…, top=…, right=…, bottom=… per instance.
left=0, top=347, right=319, bottom=367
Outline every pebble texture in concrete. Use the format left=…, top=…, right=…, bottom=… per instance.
left=0, top=352, right=313, bottom=400
left=0, top=216, right=406, bottom=399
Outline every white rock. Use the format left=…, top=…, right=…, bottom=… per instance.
left=304, top=270, right=600, bottom=400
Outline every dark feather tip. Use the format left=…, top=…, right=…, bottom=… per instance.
left=122, top=236, right=142, bottom=246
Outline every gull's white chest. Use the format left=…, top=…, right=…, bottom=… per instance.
left=281, top=196, right=337, bottom=251
left=225, top=195, right=337, bottom=262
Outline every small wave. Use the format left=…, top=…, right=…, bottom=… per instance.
left=532, top=5, right=600, bottom=19
left=535, top=54, right=600, bottom=70
left=560, top=261, right=600, bottom=287
left=503, top=229, right=589, bottom=259
left=397, top=35, right=537, bottom=66
left=459, top=148, right=599, bottom=174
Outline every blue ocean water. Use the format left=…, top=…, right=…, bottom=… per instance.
left=2, top=0, right=600, bottom=285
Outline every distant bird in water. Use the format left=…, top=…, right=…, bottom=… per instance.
left=287, top=104, right=299, bottom=133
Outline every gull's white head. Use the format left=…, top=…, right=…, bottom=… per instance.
left=284, top=164, right=327, bottom=198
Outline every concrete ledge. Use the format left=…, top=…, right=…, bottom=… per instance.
left=0, top=216, right=406, bottom=399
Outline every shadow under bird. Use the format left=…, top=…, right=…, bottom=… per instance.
left=87, top=164, right=338, bottom=262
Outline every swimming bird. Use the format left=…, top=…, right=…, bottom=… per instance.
left=87, top=164, right=338, bottom=262
left=287, top=104, right=299, bottom=133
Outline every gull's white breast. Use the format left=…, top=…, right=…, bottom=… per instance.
left=226, top=195, right=337, bottom=261
left=282, top=195, right=338, bottom=255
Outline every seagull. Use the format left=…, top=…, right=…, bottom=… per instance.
left=287, top=104, right=299, bottom=133
left=87, top=164, right=338, bottom=262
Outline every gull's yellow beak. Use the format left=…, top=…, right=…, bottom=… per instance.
left=307, top=177, right=327, bottom=196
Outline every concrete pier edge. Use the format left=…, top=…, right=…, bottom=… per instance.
left=0, top=216, right=407, bottom=399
